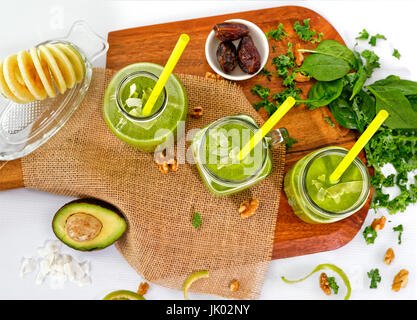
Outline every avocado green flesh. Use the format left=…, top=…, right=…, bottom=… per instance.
left=103, top=290, right=145, bottom=300
left=52, top=202, right=127, bottom=251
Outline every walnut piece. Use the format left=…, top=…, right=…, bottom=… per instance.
left=188, top=106, right=203, bottom=118
left=319, top=272, right=331, bottom=296
left=137, top=282, right=149, bottom=295
left=156, top=151, right=178, bottom=174
left=384, top=248, right=395, bottom=265
left=371, top=216, right=386, bottom=231
left=392, top=269, right=409, bottom=292
left=229, top=279, right=240, bottom=292
left=238, top=199, right=259, bottom=219
left=295, top=43, right=304, bottom=66
left=294, top=72, right=310, bottom=82
left=205, top=71, right=223, bottom=80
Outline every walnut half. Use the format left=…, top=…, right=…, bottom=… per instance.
left=188, top=106, right=203, bottom=118
left=229, top=279, right=240, bottom=292
left=205, top=71, right=223, bottom=80
left=294, top=72, right=310, bottom=82
left=295, top=43, right=304, bottom=66
left=319, top=272, right=331, bottom=296
left=238, top=199, right=259, bottom=219
left=137, top=282, right=149, bottom=295
left=384, top=248, right=395, bottom=265
left=155, top=151, right=178, bottom=174
left=392, top=269, right=409, bottom=292
left=371, top=216, right=386, bottom=231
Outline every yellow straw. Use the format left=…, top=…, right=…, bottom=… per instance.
left=237, top=97, right=296, bottom=161
left=329, top=109, right=389, bottom=183
left=142, top=34, right=190, bottom=116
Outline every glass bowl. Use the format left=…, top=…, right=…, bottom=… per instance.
left=0, top=20, right=108, bottom=160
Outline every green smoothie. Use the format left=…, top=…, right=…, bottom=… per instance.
left=103, top=63, right=188, bottom=152
left=305, top=153, right=363, bottom=212
left=284, top=147, right=370, bottom=224
left=204, top=120, right=265, bottom=181
left=192, top=114, right=275, bottom=196
left=119, top=75, right=164, bottom=118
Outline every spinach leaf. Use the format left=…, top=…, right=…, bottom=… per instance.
left=298, top=79, right=343, bottom=109
left=297, top=54, right=350, bottom=81
left=368, top=75, right=417, bottom=96
left=351, top=90, right=376, bottom=132
left=298, top=40, right=358, bottom=69
left=329, top=95, right=358, bottom=129
left=367, top=87, right=417, bottom=129
left=329, top=88, right=375, bottom=131
left=350, top=67, right=367, bottom=100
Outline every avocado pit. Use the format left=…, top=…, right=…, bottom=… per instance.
left=65, top=213, right=103, bottom=242
left=52, top=199, right=127, bottom=251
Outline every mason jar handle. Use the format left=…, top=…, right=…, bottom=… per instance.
left=267, top=127, right=289, bottom=148
left=58, top=20, right=109, bottom=62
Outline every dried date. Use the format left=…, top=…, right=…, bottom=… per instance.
left=216, top=41, right=238, bottom=73
left=213, top=23, right=249, bottom=42
left=237, top=35, right=261, bottom=74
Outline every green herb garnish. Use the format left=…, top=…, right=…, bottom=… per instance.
left=285, top=136, right=298, bottom=150
left=265, top=23, right=288, bottom=41
left=293, top=19, right=321, bottom=43
left=369, top=33, right=386, bottom=46
left=328, top=276, right=339, bottom=294
left=363, top=226, right=377, bottom=244
left=260, top=67, right=272, bottom=81
left=393, top=224, right=403, bottom=244
left=367, top=268, right=381, bottom=289
left=393, top=49, right=401, bottom=60
left=356, top=29, right=369, bottom=40
left=192, top=212, right=202, bottom=229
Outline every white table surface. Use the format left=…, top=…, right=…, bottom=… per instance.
left=1, top=0, right=416, bottom=300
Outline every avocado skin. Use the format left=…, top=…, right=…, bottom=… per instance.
left=52, top=198, right=127, bottom=252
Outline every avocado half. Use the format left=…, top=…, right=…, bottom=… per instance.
left=52, top=198, right=127, bottom=251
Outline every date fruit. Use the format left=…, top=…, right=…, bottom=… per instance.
left=237, top=35, right=261, bottom=74
left=213, top=23, right=249, bottom=42
left=216, top=41, right=238, bottom=73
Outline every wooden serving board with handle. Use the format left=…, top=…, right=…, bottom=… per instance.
left=0, top=5, right=371, bottom=260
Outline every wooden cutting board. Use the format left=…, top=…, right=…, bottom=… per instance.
left=0, top=5, right=371, bottom=260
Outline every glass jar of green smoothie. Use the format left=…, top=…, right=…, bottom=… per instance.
left=103, top=63, right=188, bottom=152
left=191, top=114, right=288, bottom=196
left=284, top=146, right=370, bottom=224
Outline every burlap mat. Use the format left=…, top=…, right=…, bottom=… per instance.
left=21, top=68, right=285, bottom=299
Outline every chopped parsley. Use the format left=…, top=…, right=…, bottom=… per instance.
left=260, top=67, right=272, bottom=81
left=328, top=276, right=339, bottom=294
left=393, top=224, right=403, bottom=244
left=272, top=45, right=277, bottom=53
left=271, top=42, right=297, bottom=87
left=285, top=136, right=298, bottom=150
left=367, top=268, right=381, bottom=289
left=293, top=19, right=321, bottom=43
left=356, top=29, right=369, bottom=40
left=368, top=33, right=386, bottom=46
left=393, top=48, right=401, bottom=59
left=324, top=117, right=335, bottom=127
left=363, top=225, right=377, bottom=244
left=273, top=87, right=302, bottom=105
left=366, top=130, right=417, bottom=214
left=192, top=212, right=202, bottom=229
left=265, top=23, right=288, bottom=41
